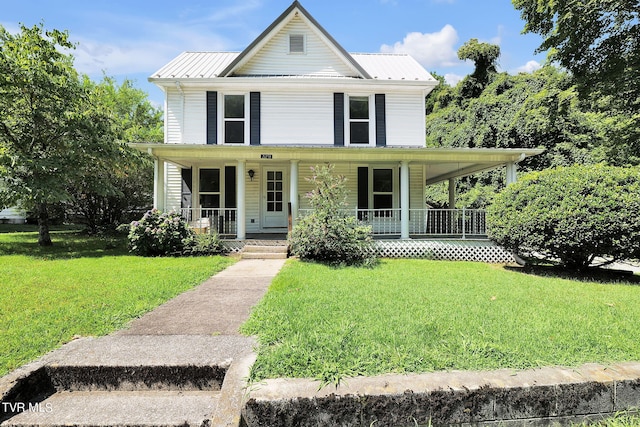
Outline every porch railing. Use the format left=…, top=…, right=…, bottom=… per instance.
left=181, top=208, right=238, bottom=237
left=297, top=208, right=487, bottom=238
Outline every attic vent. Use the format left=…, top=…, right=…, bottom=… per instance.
left=289, top=34, right=305, bottom=54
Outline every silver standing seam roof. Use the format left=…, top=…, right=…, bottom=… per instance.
left=150, top=52, right=436, bottom=82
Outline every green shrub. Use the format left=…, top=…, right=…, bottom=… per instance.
left=182, top=232, right=227, bottom=256
left=289, top=164, right=376, bottom=266
left=127, top=209, right=192, bottom=256
left=487, top=164, right=640, bottom=270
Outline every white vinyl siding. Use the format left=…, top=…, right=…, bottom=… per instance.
left=261, top=92, right=333, bottom=145
left=236, top=16, right=356, bottom=77
left=410, top=165, right=425, bottom=210
left=165, top=164, right=182, bottom=212
left=166, top=89, right=183, bottom=144
left=245, top=162, right=261, bottom=233
left=183, top=91, right=206, bottom=145
left=385, top=93, right=425, bottom=147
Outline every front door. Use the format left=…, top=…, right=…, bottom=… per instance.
left=263, top=168, right=288, bottom=228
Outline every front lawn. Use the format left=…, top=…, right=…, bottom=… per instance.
left=242, top=259, right=640, bottom=385
left=0, top=229, right=235, bottom=376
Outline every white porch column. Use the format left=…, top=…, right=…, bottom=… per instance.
left=400, top=161, right=410, bottom=239
left=290, top=160, right=299, bottom=228
left=153, top=158, right=165, bottom=211
left=448, top=178, right=456, bottom=209
left=506, top=162, right=517, bottom=185
left=236, top=160, right=246, bottom=240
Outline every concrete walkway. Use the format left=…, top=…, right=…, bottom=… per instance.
left=1, top=258, right=287, bottom=427
left=118, top=258, right=287, bottom=336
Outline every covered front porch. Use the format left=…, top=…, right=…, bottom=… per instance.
left=134, top=144, right=543, bottom=241
left=180, top=207, right=488, bottom=240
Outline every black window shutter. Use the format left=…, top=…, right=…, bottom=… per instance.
left=206, top=91, right=217, bottom=145
left=181, top=168, right=193, bottom=209
left=334, top=93, right=345, bottom=146
left=375, top=94, right=386, bottom=147
left=225, top=166, right=237, bottom=223
left=357, top=167, right=369, bottom=219
left=250, top=92, right=260, bottom=146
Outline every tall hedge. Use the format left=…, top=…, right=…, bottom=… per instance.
left=487, top=165, right=640, bottom=270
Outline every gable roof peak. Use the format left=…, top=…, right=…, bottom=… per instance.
left=219, top=1, right=371, bottom=79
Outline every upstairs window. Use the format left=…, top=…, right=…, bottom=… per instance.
left=224, top=94, right=245, bottom=144
left=289, top=34, right=305, bottom=54
left=349, top=96, right=370, bottom=144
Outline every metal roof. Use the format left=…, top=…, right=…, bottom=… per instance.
left=150, top=52, right=435, bottom=82
left=352, top=54, right=436, bottom=82
left=151, top=52, right=239, bottom=79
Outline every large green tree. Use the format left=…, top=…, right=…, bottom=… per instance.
left=0, top=24, right=125, bottom=245
left=69, top=76, right=159, bottom=233
left=512, top=0, right=639, bottom=112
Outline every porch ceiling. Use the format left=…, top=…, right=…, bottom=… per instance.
left=131, top=143, right=543, bottom=184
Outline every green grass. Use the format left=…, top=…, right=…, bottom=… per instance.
left=0, top=228, right=235, bottom=376
left=241, top=259, right=640, bottom=385
left=575, top=412, right=640, bottom=426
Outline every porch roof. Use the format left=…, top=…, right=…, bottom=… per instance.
left=131, top=143, right=543, bottom=184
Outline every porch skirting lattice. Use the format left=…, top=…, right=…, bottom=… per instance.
left=374, top=239, right=515, bottom=263
left=223, top=239, right=514, bottom=263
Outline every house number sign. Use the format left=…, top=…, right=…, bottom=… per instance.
left=261, top=154, right=273, bottom=159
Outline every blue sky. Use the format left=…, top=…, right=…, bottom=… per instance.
left=2, top=0, right=546, bottom=106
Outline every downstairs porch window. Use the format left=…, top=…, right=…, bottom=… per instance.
left=373, top=168, right=393, bottom=217
left=199, top=168, right=220, bottom=216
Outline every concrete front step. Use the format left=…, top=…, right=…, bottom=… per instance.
left=2, top=390, right=218, bottom=427
left=242, top=245, right=288, bottom=259
left=1, top=336, right=257, bottom=427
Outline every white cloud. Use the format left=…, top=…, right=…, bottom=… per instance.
left=49, top=1, right=265, bottom=78
left=515, top=60, right=541, bottom=74
left=444, top=73, right=464, bottom=86
left=380, top=24, right=460, bottom=69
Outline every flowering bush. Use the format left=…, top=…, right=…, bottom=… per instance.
left=289, top=164, right=376, bottom=266
left=127, top=209, right=192, bottom=256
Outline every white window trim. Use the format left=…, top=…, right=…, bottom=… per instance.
left=345, top=94, right=376, bottom=147
left=219, top=92, right=250, bottom=145
left=288, top=33, right=306, bottom=54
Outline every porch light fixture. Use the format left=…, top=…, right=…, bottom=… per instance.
left=248, top=169, right=255, bottom=181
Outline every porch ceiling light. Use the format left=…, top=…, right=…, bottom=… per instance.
left=248, top=169, right=255, bottom=181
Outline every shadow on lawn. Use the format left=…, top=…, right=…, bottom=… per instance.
left=505, top=264, right=640, bottom=285
left=0, top=227, right=128, bottom=259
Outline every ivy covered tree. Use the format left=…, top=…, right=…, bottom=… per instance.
left=512, top=0, right=639, bottom=113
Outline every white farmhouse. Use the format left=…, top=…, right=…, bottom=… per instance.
left=135, top=1, right=541, bottom=248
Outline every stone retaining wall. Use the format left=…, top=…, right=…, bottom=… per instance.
left=242, top=362, right=640, bottom=426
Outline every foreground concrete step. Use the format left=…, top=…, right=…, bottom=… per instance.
left=1, top=336, right=257, bottom=427
left=2, top=390, right=218, bottom=427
